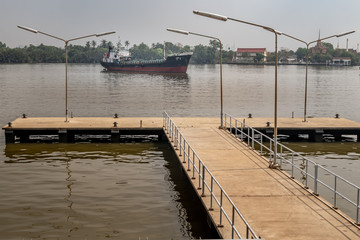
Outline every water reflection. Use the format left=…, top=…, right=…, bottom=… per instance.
left=101, top=71, right=189, bottom=88
left=65, top=157, right=73, bottom=215
left=101, top=70, right=189, bottom=80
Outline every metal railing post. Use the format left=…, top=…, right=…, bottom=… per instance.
left=183, top=140, right=186, bottom=163
left=219, top=189, right=223, bottom=227
left=231, top=205, right=235, bottom=239
left=241, top=121, right=244, bottom=140
left=163, top=113, right=165, bottom=127
left=201, top=165, right=206, bottom=197
left=179, top=134, right=182, bottom=156
left=357, top=188, right=359, bottom=224
left=188, top=145, right=190, bottom=161
left=260, top=135, right=263, bottom=155
left=251, top=128, right=255, bottom=149
left=235, top=120, right=238, bottom=137
left=210, top=176, right=214, bottom=210
left=280, top=145, right=283, bottom=168
left=198, top=161, right=202, bottom=190
left=169, top=123, right=174, bottom=141
left=187, top=146, right=191, bottom=171
left=175, top=128, right=178, bottom=149
left=334, top=176, right=338, bottom=208
left=314, top=164, right=319, bottom=195
left=247, top=127, right=250, bottom=147
left=291, top=152, right=294, bottom=178
left=270, top=140, right=273, bottom=162
left=192, top=152, right=196, bottom=179
left=305, top=159, right=309, bottom=188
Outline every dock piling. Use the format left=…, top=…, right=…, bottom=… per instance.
left=5, top=130, right=15, bottom=143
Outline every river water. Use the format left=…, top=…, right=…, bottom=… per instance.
left=0, top=63, right=360, bottom=238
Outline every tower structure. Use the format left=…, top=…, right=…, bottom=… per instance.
left=312, top=30, right=326, bottom=54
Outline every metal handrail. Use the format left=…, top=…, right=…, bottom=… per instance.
left=223, top=113, right=360, bottom=225
left=163, top=112, right=259, bottom=239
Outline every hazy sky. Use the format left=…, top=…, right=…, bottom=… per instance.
left=2, top=0, right=360, bottom=51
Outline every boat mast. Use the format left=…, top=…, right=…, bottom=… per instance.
left=163, top=41, right=166, bottom=60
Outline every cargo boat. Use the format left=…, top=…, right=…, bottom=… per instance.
left=100, top=49, right=192, bottom=73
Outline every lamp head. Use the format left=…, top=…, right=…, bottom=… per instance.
left=193, top=10, right=228, bottom=21
left=167, top=28, right=189, bottom=35
left=336, top=30, right=355, bottom=38
left=18, top=25, right=38, bottom=34
left=96, top=31, right=116, bottom=37
left=263, top=27, right=282, bottom=35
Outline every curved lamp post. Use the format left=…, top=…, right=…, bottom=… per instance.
left=167, top=28, right=224, bottom=128
left=193, top=10, right=281, bottom=168
left=18, top=25, right=115, bottom=122
left=281, top=31, right=355, bottom=122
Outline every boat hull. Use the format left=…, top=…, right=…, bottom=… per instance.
left=101, top=54, right=192, bottom=73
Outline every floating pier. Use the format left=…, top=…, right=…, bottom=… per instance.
left=3, top=117, right=164, bottom=143
left=226, top=116, right=360, bottom=142
left=3, top=116, right=360, bottom=143
left=2, top=115, right=360, bottom=239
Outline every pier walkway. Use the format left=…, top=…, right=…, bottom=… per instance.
left=2, top=115, right=360, bottom=239
left=164, top=116, right=360, bottom=239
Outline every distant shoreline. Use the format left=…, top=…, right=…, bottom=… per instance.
left=226, top=62, right=358, bottom=66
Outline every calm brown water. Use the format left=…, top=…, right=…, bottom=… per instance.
left=1, top=143, right=214, bottom=239
left=0, top=63, right=360, bottom=238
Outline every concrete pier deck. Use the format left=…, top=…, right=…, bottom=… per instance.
left=226, top=116, right=360, bottom=142
left=167, top=118, right=360, bottom=239
left=4, top=116, right=360, bottom=143
left=2, top=117, right=164, bottom=143
left=2, top=116, right=360, bottom=239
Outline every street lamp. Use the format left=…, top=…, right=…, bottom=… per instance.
left=281, top=31, right=355, bottom=122
left=18, top=25, right=115, bottom=122
left=167, top=28, right=224, bottom=128
left=193, top=10, right=281, bottom=168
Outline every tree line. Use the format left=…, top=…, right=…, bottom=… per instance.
left=0, top=39, right=234, bottom=64
left=266, top=42, right=360, bottom=65
left=1, top=39, right=359, bottom=65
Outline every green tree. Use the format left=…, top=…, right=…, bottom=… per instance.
left=191, top=44, right=216, bottom=64
left=209, top=39, right=220, bottom=50
left=295, top=47, right=307, bottom=61
left=91, top=40, right=96, bottom=48
left=125, top=40, right=130, bottom=50
left=0, top=42, right=6, bottom=49
left=116, top=37, right=122, bottom=50
left=322, top=42, right=334, bottom=55
left=100, top=40, right=107, bottom=48
left=254, top=53, right=264, bottom=63
left=266, top=52, right=275, bottom=62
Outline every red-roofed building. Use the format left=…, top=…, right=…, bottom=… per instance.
left=235, top=48, right=267, bottom=62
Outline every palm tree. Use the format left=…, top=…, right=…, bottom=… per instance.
left=116, top=37, right=122, bottom=50
left=91, top=40, right=96, bottom=48
left=100, top=39, right=107, bottom=48
left=125, top=40, right=130, bottom=50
